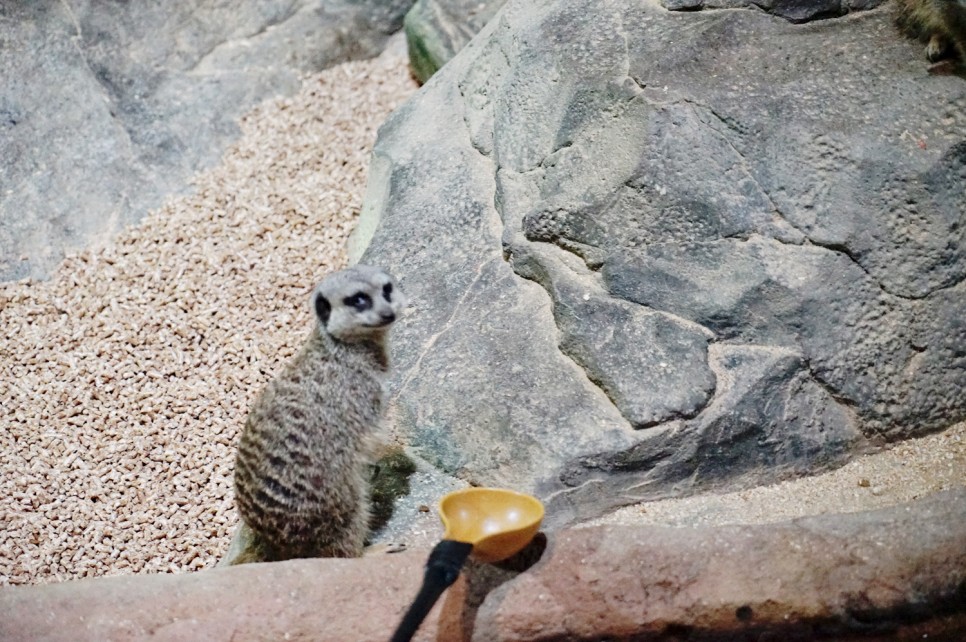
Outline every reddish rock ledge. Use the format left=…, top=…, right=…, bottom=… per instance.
left=3, top=489, right=964, bottom=641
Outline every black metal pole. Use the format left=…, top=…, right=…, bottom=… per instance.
left=390, top=539, right=473, bottom=642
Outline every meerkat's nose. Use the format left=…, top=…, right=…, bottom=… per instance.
left=380, top=312, right=396, bottom=324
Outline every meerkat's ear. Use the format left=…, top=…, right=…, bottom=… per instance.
left=314, top=291, right=331, bottom=326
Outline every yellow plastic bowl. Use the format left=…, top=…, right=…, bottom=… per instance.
left=439, top=488, right=545, bottom=563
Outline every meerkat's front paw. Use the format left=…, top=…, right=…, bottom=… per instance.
left=926, top=34, right=952, bottom=61
left=365, top=542, right=408, bottom=556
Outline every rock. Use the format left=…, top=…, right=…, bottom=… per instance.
left=1, top=549, right=441, bottom=642
left=401, top=0, right=889, bottom=84
left=2, top=490, right=964, bottom=641
left=357, top=0, right=966, bottom=524
left=404, top=0, right=506, bottom=82
left=0, top=0, right=415, bottom=282
left=475, top=489, right=966, bottom=641
left=218, top=520, right=260, bottom=568
left=661, top=0, right=888, bottom=22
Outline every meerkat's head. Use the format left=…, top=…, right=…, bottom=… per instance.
left=311, top=265, right=406, bottom=341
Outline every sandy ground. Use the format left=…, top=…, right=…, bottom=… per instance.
left=587, top=421, right=965, bottom=529
left=1, top=40, right=963, bottom=587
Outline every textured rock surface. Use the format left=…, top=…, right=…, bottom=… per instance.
left=404, top=0, right=505, bottom=82
left=402, top=0, right=888, bottom=83
left=0, top=0, right=415, bottom=282
left=661, top=0, right=887, bottom=21
left=2, top=490, right=964, bottom=641
left=358, top=1, right=966, bottom=524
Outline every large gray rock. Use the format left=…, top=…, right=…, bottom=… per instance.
left=662, top=0, right=886, bottom=21
left=0, top=0, right=414, bottom=282
left=402, top=0, right=888, bottom=83
left=357, top=1, right=966, bottom=525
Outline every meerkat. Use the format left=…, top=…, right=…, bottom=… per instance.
left=229, top=264, right=406, bottom=564
left=895, top=0, right=966, bottom=64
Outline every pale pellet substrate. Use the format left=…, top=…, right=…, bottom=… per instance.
left=0, top=48, right=417, bottom=585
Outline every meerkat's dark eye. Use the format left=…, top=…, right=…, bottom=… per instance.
left=343, top=292, right=372, bottom=312
left=382, top=282, right=393, bottom=302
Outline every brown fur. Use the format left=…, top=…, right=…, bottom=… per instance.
left=895, top=0, right=966, bottom=63
left=230, top=265, right=404, bottom=563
